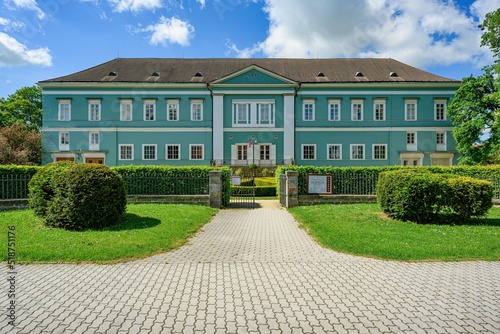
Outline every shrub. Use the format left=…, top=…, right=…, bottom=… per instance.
left=234, top=168, right=243, bottom=176
left=28, top=162, right=74, bottom=217
left=377, top=170, right=493, bottom=224
left=44, top=163, right=127, bottom=230
left=262, top=168, right=271, bottom=177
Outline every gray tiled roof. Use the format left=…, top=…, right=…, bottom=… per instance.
left=40, top=58, right=458, bottom=84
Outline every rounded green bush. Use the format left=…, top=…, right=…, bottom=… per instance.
left=28, top=161, right=75, bottom=217
left=44, top=163, right=127, bottom=230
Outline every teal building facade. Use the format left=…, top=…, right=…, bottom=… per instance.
left=39, top=58, right=460, bottom=166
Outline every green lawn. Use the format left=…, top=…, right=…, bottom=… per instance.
left=289, top=204, right=500, bottom=261
left=0, top=204, right=217, bottom=264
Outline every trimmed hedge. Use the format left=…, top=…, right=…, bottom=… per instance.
left=377, top=169, right=493, bottom=223
left=44, top=163, right=127, bottom=230
left=232, top=185, right=276, bottom=197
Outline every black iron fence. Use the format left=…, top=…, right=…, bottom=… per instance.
left=1, top=174, right=32, bottom=199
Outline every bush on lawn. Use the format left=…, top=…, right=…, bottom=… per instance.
left=28, top=161, right=74, bottom=217
left=377, top=170, right=493, bottom=223
left=43, top=163, right=127, bottom=230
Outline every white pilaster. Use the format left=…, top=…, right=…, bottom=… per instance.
left=213, top=93, right=224, bottom=165
left=283, top=93, right=295, bottom=164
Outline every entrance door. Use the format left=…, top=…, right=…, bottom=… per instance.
left=85, top=157, right=104, bottom=164
left=56, top=157, right=74, bottom=162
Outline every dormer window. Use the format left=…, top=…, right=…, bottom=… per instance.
left=316, top=72, right=325, bottom=77
left=389, top=72, right=398, bottom=77
left=152, top=72, right=160, bottom=77
left=355, top=72, right=364, bottom=77
left=108, top=71, right=118, bottom=76
left=194, top=72, right=203, bottom=77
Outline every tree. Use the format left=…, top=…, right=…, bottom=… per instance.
left=0, top=124, right=42, bottom=165
left=447, top=9, right=500, bottom=164
left=0, top=86, right=42, bottom=131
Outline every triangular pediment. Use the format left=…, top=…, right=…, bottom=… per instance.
left=211, top=65, right=297, bottom=86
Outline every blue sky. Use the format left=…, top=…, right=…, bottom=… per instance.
left=0, top=0, right=498, bottom=98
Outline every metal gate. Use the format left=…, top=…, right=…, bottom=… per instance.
left=279, top=174, right=287, bottom=207
left=229, top=174, right=255, bottom=208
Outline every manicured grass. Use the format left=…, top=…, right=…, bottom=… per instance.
left=289, top=204, right=500, bottom=261
left=254, top=177, right=276, bottom=187
left=0, top=204, right=217, bottom=264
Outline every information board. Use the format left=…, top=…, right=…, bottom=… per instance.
left=307, top=174, right=333, bottom=194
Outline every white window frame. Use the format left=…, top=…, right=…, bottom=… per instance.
left=143, top=99, right=156, bottom=121
left=88, top=99, right=101, bottom=121
left=256, top=103, right=274, bottom=126
left=373, top=99, right=386, bottom=121
left=301, top=144, right=316, bottom=160
left=120, top=99, right=133, bottom=121
left=237, top=144, right=248, bottom=161
left=436, top=131, right=446, bottom=151
left=142, top=144, right=157, bottom=160
left=327, top=144, right=342, bottom=160
left=328, top=99, right=341, bottom=121
left=59, top=132, right=70, bottom=151
left=351, top=99, right=364, bottom=121
left=165, top=144, right=181, bottom=160
left=167, top=99, right=179, bottom=121
left=406, top=132, right=417, bottom=151
left=259, top=144, right=271, bottom=161
left=434, top=99, right=447, bottom=121
left=303, top=100, right=315, bottom=121
left=231, top=100, right=276, bottom=127
left=372, top=144, right=387, bottom=160
left=350, top=144, right=365, bottom=160
left=58, top=99, right=71, bottom=121
left=119, top=144, right=134, bottom=161
left=190, top=100, right=203, bottom=121
left=405, top=99, right=417, bottom=121
left=89, top=132, right=99, bottom=151
left=189, top=144, right=204, bottom=160
left=233, top=103, right=250, bottom=126
left=401, top=153, right=424, bottom=166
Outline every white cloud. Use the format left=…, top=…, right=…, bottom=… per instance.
left=471, top=0, right=499, bottom=20
left=196, top=0, right=206, bottom=9
left=0, top=17, right=10, bottom=26
left=108, top=0, right=162, bottom=12
left=143, top=16, right=194, bottom=46
left=0, top=32, right=52, bottom=67
left=229, top=0, right=491, bottom=69
left=10, top=0, right=46, bottom=20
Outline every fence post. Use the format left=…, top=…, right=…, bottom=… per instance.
left=286, top=170, right=299, bottom=208
left=209, top=171, right=222, bottom=208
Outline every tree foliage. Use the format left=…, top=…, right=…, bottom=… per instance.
left=0, top=124, right=42, bottom=165
left=479, top=8, right=500, bottom=61
left=0, top=85, right=42, bottom=131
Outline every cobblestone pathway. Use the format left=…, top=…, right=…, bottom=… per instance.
left=2, top=203, right=499, bottom=333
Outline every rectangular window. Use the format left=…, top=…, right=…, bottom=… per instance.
left=407, top=132, right=416, bottom=144
left=234, top=103, right=250, bottom=125
left=166, top=144, right=180, bottom=160
left=167, top=100, right=179, bottom=121
left=302, top=145, right=316, bottom=160
left=257, top=103, right=274, bottom=125
left=191, top=100, right=203, bottom=121
left=237, top=145, right=247, bottom=160
left=373, top=144, right=387, bottom=160
left=144, top=100, right=156, bottom=121
left=351, top=144, right=365, bottom=160
left=260, top=144, right=270, bottom=160
left=435, top=100, right=446, bottom=121
left=58, top=100, right=71, bottom=121
left=374, top=99, right=386, bottom=121
left=436, top=132, right=446, bottom=151
left=327, top=144, right=342, bottom=160
left=303, top=100, right=315, bottom=121
left=351, top=100, right=363, bottom=121
left=190, top=144, right=204, bottom=160
left=120, top=100, right=132, bottom=121
left=328, top=100, right=341, bottom=121
left=142, top=144, right=157, bottom=160
left=405, top=100, right=417, bottom=121
left=59, top=132, right=69, bottom=151
left=88, top=99, right=101, bottom=121
left=89, top=132, right=99, bottom=151
left=119, top=145, right=133, bottom=160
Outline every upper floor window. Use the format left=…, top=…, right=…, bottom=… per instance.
left=143, top=99, right=156, bottom=121
left=328, top=99, right=341, bottom=121
left=234, top=103, right=250, bottom=125
left=120, top=99, right=132, bottom=121
left=303, top=100, right=315, bottom=121
left=58, top=99, right=71, bottom=121
left=373, top=99, right=386, bottom=121
left=232, top=100, right=276, bottom=127
left=191, top=100, right=203, bottom=121
left=88, top=99, right=101, bottom=121
left=59, top=132, right=69, bottom=151
left=373, top=144, right=387, bottom=160
left=257, top=103, right=274, bottom=125
left=327, top=144, right=342, bottom=160
left=405, top=99, right=417, bottom=121
left=435, top=99, right=446, bottom=121
left=351, top=99, right=364, bottom=121
left=167, top=99, right=179, bottom=121
left=89, top=132, right=99, bottom=151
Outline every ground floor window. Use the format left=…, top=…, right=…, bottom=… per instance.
left=260, top=144, right=270, bottom=160
left=372, top=144, right=387, bottom=160
left=166, top=144, right=180, bottom=160
left=119, top=145, right=133, bottom=160
left=302, top=145, right=316, bottom=160
left=190, top=145, right=204, bottom=160
left=327, top=144, right=341, bottom=160
left=143, top=145, right=157, bottom=160
left=237, top=145, right=248, bottom=161
left=350, top=144, right=364, bottom=160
